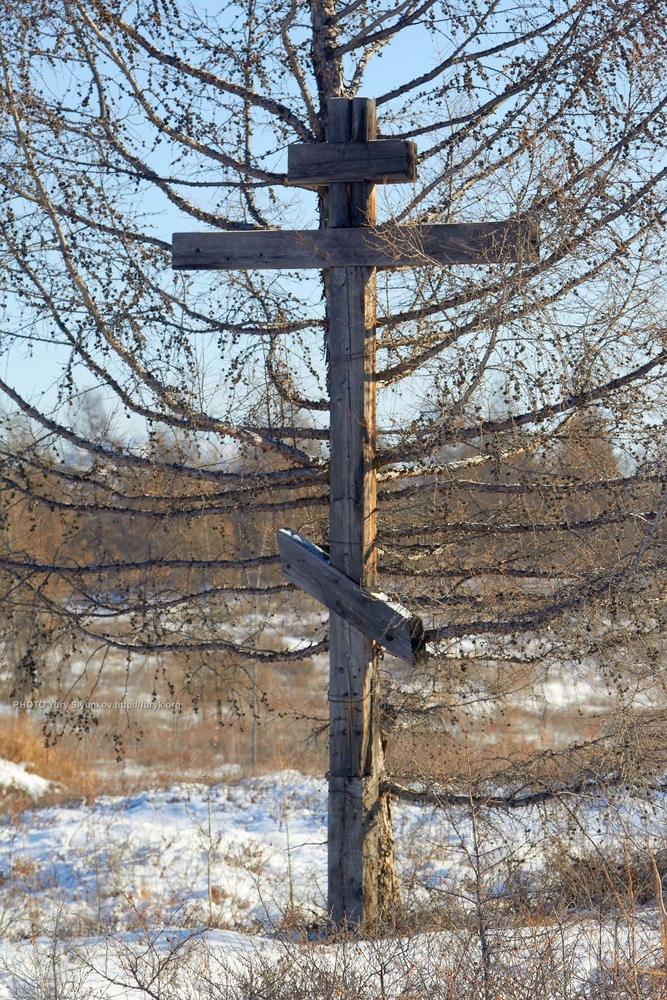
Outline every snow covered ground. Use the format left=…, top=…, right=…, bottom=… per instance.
left=1, top=766, right=667, bottom=996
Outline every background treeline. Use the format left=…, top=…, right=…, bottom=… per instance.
left=3, top=400, right=666, bottom=801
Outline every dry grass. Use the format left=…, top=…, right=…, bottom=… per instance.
left=0, top=716, right=102, bottom=805
left=0, top=703, right=327, bottom=810
left=5, top=910, right=667, bottom=999
left=0, top=634, right=329, bottom=796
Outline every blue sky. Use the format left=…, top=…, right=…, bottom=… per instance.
left=2, top=8, right=441, bottom=443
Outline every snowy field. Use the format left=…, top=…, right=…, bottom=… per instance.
left=0, top=627, right=665, bottom=996
left=1, top=765, right=667, bottom=996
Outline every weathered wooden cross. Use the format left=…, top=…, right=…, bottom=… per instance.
left=172, top=96, right=536, bottom=926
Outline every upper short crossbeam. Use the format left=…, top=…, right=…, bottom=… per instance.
left=287, top=138, right=417, bottom=187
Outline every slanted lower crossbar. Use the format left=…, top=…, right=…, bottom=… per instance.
left=278, top=529, right=426, bottom=667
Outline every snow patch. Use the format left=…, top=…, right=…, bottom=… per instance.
left=0, top=758, right=51, bottom=797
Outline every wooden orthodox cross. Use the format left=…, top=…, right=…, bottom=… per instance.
left=173, top=96, right=536, bottom=926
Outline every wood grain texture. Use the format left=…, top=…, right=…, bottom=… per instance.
left=277, top=529, right=426, bottom=667
left=287, top=139, right=417, bottom=186
left=325, top=96, right=382, bottom=926
left=172, top=219, right=537, bottom=270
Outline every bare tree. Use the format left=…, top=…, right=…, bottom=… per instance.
left=2, top=0, right=667, bottom=912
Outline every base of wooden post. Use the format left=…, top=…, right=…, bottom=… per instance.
left=327, top=775, right=399, bottom=928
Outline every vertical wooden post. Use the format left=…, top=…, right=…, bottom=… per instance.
left=172, top=99, right=531, bottom=932
left=326, top=96, right=391, bottom=925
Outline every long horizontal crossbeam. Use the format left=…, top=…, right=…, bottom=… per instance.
left=277, top=529, right=427, bottom=668
left=173, top=220, right=537, bottom=270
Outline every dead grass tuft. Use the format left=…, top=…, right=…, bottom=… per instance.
left=0, top=716, right=100, bottom=806
left=500, top=840, right=667, bottom=919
